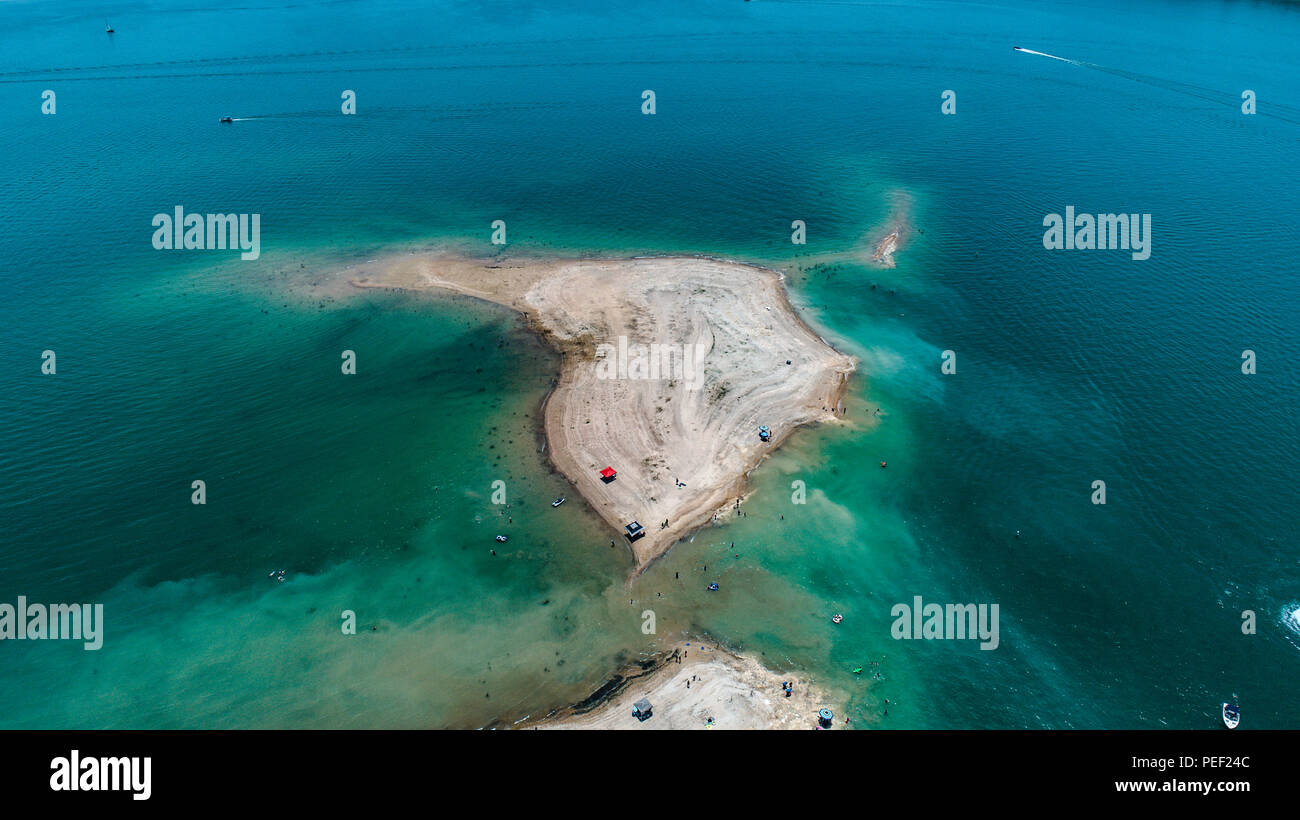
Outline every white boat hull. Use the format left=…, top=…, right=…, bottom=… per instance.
left=1222, top=703, right=1240, bottom=730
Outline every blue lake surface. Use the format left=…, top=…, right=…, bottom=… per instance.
left=0, top=0, right=1296, bottom=728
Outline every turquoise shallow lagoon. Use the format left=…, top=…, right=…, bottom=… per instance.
left=1, top=0, right=1297, bottom=728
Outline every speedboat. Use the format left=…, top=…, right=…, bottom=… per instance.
left=551, top=497, right=565, bottom=507
left=831, top=613, right=843, bottom=624
left=1222, top=702, right=1240, bottom=730
left=707, top=583, right=719, bottom=592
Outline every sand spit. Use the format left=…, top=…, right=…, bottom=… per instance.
left=866, top=189, right=916, bottom=269
left=534, top=643, right=842, bottom=730
left=353, top=254, right=856, bottom=574
left=871, top=230, right=901, bottom=267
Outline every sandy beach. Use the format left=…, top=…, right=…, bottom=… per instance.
left=353, top=254, right=855, bottom=574
left=535, top=642, right=843, bottom=730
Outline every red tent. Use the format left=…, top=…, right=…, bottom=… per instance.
left=599, top=467, right=617, bottom=480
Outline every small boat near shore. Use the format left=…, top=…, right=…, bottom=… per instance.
left=551, top=496, right=566, bottom=507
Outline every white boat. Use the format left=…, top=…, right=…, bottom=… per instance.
left=495, top=535, right=508, bottom=543
left=551, top=497, right=565, bottom=507
left=1222, top=702, right=1240, bottom=730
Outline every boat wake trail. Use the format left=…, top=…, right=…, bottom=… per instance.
left=1279, top=602, right=1300, bottom=654
left=1014, top=45, right=1300, bottom=126
left=1011, top=47, right=1079, bottom=65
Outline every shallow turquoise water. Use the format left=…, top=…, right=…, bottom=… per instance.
left=1, top=0, right=1297, bottom=728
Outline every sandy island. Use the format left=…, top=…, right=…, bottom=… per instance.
left=872, top=230, right=901, bottom=267
left=868, top=190, right=914, bottom=269
left=534, top=642, right=843, bottom=730
left=353, top=254, right=855, bottom=575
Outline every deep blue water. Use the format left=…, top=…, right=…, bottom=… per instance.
left=1, top=0, right=1297, bottom=728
